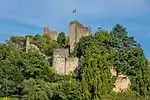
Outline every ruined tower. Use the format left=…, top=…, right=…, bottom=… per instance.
left=44, top=27, right=58, bottom=40
left=25, top=37, right=30, bottom=53
left=52, top=48, right=79, bottom=74
left=69, top=20, right=92, bottom=52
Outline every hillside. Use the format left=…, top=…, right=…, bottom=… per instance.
left=0, top=24, right=150, bottom=100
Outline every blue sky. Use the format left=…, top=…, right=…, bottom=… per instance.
left=0, top=0, right=150, bottom=59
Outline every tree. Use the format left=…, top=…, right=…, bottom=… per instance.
left=51, top=77, right=82, bottom=100
left=57, top=32, right=66, bottom=47
left=29, top=34, right=60, bottom=56
left=0, top=44, right=24, bottom=97
left=74, top=25, right=150, bottom=99
left=0, top=41, right=58, bottom=97
left=22, top=78, right=53, bottom=100
left=111, top=24, right=150, bottom=96
left=1, top=25, right=150, bottom=99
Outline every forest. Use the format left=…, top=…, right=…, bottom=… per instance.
left=0, top=24, right=150, bottom=100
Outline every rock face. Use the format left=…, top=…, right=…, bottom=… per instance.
left=113, top=75, right=131, bottom=92
left=44, top=27, right=58, bottom=40
left=69, top=20, right=92, bottom=52
left=52, top=48, right=79, bottom=74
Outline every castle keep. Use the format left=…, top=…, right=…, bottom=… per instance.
left=45, top=21, right=91, bottom=74
left=69, top=21, right=92, bottom=52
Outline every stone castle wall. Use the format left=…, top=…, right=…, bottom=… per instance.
left=44, top=27, right=58, bottom=40
left=52, top=48, right=78, bottom=74
left=52, top=49, right=69, bottom=74
left=69, top=21, right=91, bottom=52
left=66, top=58, right=79, bottom=74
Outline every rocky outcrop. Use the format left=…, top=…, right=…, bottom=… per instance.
left=113, top=75, right=131, bottom=92
left=110, top=67, right=131, bottom=92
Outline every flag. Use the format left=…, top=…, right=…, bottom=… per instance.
left=73, top=9, right=76, bottom=14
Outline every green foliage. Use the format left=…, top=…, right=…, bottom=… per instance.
left=30, top=34, right=60, bottom=56
left=0, top=45, right=24, bottom=97
left=101, top=91, right=142, bottom=100
left=57, top=32, right=66, bottom=46
left=74, top=24, right=150, bottom=99
left=0, top=39, right=59, bottom=97
left=20, top=51, right=55, bottom=81
left=57, top=32, right=69, bottom=48
left=1, top=24, right=150, bottom=99
left=81, top=59, right=115, bottom=100
left=8, top=36, right=25, bottom=47
left=22, top=78, right=53, bottom=100
left=51, top=78, right=82, bottom=100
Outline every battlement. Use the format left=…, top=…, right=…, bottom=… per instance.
left=70, top=20, right=91, bottom=30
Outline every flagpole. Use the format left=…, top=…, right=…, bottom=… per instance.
left=72, top=9, right=76, bottom=21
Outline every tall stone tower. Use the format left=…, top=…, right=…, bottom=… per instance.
left=44, top=27, right=58, bottom=40
left=69, top=20, right=92, bottom=52
left=25, top=37, right=30, bottom=53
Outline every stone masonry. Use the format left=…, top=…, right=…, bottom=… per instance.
left=44, top=27, right=58, bottom=40
left=52, top=48, right=79, bottom=74
left=47, top=21, right=91, bottom=74
left=69, top=20, right=92, bottom=52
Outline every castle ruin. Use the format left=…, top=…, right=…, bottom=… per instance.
left=69, top=21, right=92, bottom=52
left=44, top=27, right=58, bottom=40
left=52, top=48, right=79, bottom=74
left=43, top=21, right=92, bottom=52
left=45, top=21, right=91, bottom=74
